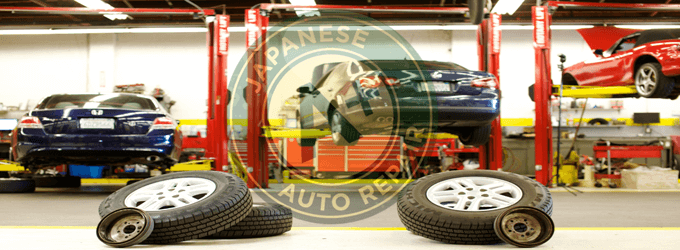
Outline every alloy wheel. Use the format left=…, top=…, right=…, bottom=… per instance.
left=636, top=64, right=658, bottom=96
left=426, top=176, right=523, bottom=211
left=124, top=177, right=217, bottom=211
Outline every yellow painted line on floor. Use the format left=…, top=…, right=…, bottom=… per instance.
left=81, top=178, right=138, bottom=184
left=2, top=226, right=679, bottom=231
left=556, top=227, right=680, bottom=231
left=550, top=188, right=680, bottom=193
left=0, top=226, right=95, bottom=229
left=278, top=179, right=414, bottom=184
left=292, top=227, right=407, bottom=231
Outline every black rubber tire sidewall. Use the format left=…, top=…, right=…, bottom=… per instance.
left=32, top=175, right=81, bottom=188
left=204, top=203, right=293, bottom=239
left=398, top=170, right=552, bottom=245
left=98, top=171, right=253, bottom=244
left=0, top=178, right=36, bottom=193
left=459, top=125, right=491, bottom=146
left=636, top=62, right=674, bottom=98
left=331, top=110, right=360, bottom=146
left=468, top=0, right=485, bottom=25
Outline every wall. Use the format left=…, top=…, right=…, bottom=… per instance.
left=0, top=30, right=450, bottom=121
left=0, top=34, right=88, bottom=110
left=2, top=28, right=679, bottom=123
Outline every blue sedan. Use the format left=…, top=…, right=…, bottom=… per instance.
left=11, top=93, right=182, bottom=171
left=296, top=60, right=500, bottom=146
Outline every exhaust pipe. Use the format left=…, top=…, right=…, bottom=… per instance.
left=146, top=155, right=161, bottom=162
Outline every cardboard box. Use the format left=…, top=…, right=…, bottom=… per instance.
left=621, top=170, right=679, bottom=189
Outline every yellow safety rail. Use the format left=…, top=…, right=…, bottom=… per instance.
left=0, top=160, right=25, bottom=172
left=262, top=126, right=332, bottom=138
left=553, top=85, right=638, bottom=98
left=168, top=160, right=212, bottom=172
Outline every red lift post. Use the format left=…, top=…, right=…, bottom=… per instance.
left=244, top=4, right=503, bottom=188
left=533, top=1, right=680, bottom=186
left=244, top=8, right=270, bottom=188
left=206, top=15, right=231, bottom=174
left=477, top=13, right=503, bottom=171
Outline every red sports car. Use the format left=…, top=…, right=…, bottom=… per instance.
left=562, top=29, right=680, bottom=99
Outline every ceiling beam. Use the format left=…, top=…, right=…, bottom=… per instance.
left=122, top=0, right=134, bottom=8
left=28, top=0, right=86, bottom=24
left=651, top=0, right=673, bottom=17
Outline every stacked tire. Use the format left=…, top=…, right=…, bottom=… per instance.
left=204, top=203, right=293, bottom=239
left=0, top=178, right=36, bottom=193
left=98, top=171, right=292, bottom=245
left=397, top=170, right=552, bottom=245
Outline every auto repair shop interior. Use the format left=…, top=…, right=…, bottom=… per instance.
left=1, top=0, right=680, bottom=249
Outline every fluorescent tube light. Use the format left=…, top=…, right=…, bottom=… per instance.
left=491, top=0, right=524, bottom=15
left=0, top=27, right=208, bottom=35
left=0, top=24, right=595, bottom=35
left=615, top=25, right=680, bottom=29
left=74, top=0, right=130, bottom=20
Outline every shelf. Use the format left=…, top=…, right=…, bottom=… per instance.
left=553, top=125, right=626, bottom=128
left=552, top=107, right=622, bottom=112
left=533, top=108, right=622, bottom=112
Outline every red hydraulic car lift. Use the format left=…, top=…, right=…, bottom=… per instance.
left=0, top=6, right=231, bottom=175
left=244, top=4, right=504, bottom=188
left=477, top=13, right=504, bottom=172
left=206, top=14, right=231, bottom=176
left=532, top=1, right=680, bottom=186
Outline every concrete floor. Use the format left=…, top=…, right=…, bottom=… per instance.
left=1, top=184, right=679, bottom=249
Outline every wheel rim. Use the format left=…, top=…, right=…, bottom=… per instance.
left=124, top=177, right=217, bottom=211
left=331, top=111, right=342, bottom=142
left=494, top=206, right=554, bottom=247
left=426, top=176, right=523, bottom=211
left=97, top=208, right=154, bottom=248
left=109, top=214, right=146, bottom=242
left=636, top=65, right=658, bottom=96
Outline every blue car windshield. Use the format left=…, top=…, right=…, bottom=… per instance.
left=37, top=94, right=158, bottom=110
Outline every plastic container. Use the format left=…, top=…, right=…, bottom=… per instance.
left=69, top=165, right=105, bottom=178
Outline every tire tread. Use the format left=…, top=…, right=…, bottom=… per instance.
left=397, top=171, right=552, bottom=245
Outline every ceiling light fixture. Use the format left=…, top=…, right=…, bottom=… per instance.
left=0, top=24, right=597, bottom=35
left=0, top=27, right=209, bottom=35
left=288, top=0, right=320, bottom=17
left=491, top=0, right=525, bottom=15
left=74, top=0, right=129, bottom=20
left=615, top=25, right=680, bottom=29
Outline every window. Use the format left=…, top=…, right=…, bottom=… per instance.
left=611, top=36, right=639, bottom=55
left=314, top=67, right=335, bottom=89
left=38, top=94, right=157, bottom=110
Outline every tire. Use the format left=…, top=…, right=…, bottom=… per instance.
left=98, top=171, right=253, bottom=244
left=397, top=170, right=552, bottom=245
left=635, top=62, right=674, bottom=98
left=330, top=110, right=360, bottom=146
left=0, top=178, right=36, bottom=193
left=468, top=0, right=485, bottom=25
left=204, top=203, right=293, bottom=239
left=587, top=118, right=609, bottom=126
left=458, top=125, right=491, bottom=146
left=296, top=113, right=316, bottom=147
left=32, top=175, right=81, bottom=188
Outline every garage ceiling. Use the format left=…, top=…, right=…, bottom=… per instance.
left=1, top=0, right=679, bottom=28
